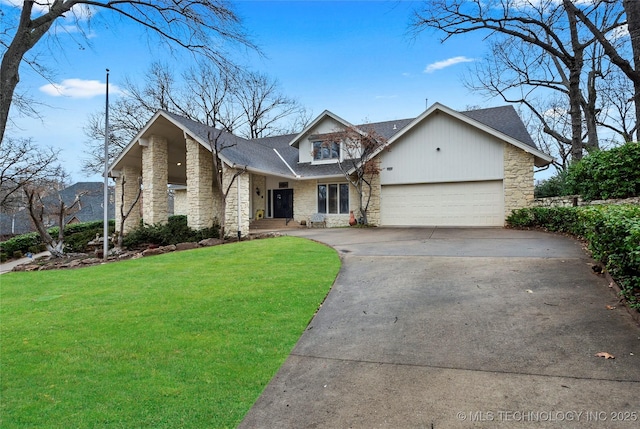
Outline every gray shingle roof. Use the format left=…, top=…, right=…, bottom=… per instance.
left=460, top=105, right=537, bottom=149
left=163, top=105, right=540, bottom=179
left=0, top=182, right=115, bottom=237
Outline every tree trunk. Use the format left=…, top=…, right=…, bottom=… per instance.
left=565, top=3, right=585, bottom=161
left=0, top=1, right=58, bottom=144
left=624, top=0, right=640, bottom=141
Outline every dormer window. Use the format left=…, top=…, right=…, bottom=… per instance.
left=312, top=141, right=340, bottom=161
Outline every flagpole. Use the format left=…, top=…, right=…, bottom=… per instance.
left=103, top=69, right=110, bottom=262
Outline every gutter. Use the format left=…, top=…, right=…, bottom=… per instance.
left=273, top=148, right=300, bottom=178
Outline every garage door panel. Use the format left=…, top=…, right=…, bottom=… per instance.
left=380, top=181, right=504, bottom=227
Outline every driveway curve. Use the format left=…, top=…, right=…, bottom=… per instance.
left=239, top=227, right=640, bottom=429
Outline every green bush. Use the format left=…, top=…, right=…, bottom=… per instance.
left=535, top=169, right=570, bottom=198
left=0, top=232, right=42, bottom=258
left=64, top=222, right=116, bottom=253
left=0, top=220, right=117, bottom=258
left=122, top=215, right=219, bottom=249
left=566, top=142, right=640, bottom=201
left=507, top=205, right=640, bottom=308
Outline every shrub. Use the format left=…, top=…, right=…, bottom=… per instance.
left=64, top=222, right=116, bottom=253
left=507, top=205, right=640, bottom=308
left=122, top=215, right=219, bottom=249
left=535, top=169, right=570, bottom=198
left=0, top=220, right=117, bottom=258
left=0, top=232, right=42, bottom=258
left=566, top=142, right=640, bottom=201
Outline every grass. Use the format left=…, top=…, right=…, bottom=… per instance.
left=0, top=236, right=340, bottom=428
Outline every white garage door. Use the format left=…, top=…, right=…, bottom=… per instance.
left=380, top=181, right=504, bottom=227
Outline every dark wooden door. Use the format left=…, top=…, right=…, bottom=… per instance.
left=273, top=189, right=293, bottom=218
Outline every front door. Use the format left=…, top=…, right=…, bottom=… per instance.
left=273, top=189, right=293, bottom=218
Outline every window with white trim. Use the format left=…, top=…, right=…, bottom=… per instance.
left=313, top=141, right=340, bottom=161
left=317, top=183, right=349, bottom=214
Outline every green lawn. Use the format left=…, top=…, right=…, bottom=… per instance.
left=0, top=236, right=340, bottom=428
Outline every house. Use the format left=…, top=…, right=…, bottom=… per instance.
left=0, top=182, right=115, bottom=237
left=108, top=103, right=553, bottom=236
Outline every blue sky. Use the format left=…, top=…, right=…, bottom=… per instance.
left=3, top=1, right=505, bottom=182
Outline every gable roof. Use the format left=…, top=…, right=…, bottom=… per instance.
left=109, top=103, right=553, bottom=181
left=380, top=103, right=552, bottom=167
left=460, top=105, right=537, bottom=149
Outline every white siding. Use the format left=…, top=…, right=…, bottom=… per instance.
left=298, top=117, right=346, bottom=163
left=379, top=112, right=504, bottom=185
left=380, top=181, right=504, bottom=227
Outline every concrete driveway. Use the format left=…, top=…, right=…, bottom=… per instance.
left=239, top=227, right=640, bottom=429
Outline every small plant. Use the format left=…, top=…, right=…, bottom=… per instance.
left=122, top=215, right=220, bottom=249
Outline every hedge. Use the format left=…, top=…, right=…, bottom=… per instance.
left=507, top=205, right=640, bottom=309
left=0, top=220, right=116, bottom=261
left=121, top=215, right=219, bottom=249
left=566, top=142, right=640, bottom=201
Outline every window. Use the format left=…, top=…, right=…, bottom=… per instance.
left=313, top=141, right=340, bottom=161
left=317, top=183, right=349, bottom=214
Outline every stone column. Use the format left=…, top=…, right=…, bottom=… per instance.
left=503, top=143, right=534, bottom=219
left=115, top=166, right=142, bottom=234
left=173, top=189, right=188, bottom=216
left=141, top=135, right=169, bottom=225
left=185, top=137, right=214, bottom=229
left=224, top=169, right=250, bottom=237
left=362, top=158, right=382, bottom=226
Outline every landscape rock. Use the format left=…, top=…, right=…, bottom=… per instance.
left=142, top=248, right=164, bottom=257
left=175, top=242, right=198, bottom=251
left=160, top=244, right=177, bottom=253
left=199, top=238, right=224, bottom=247
left=16, top=264, right=39, bottom=272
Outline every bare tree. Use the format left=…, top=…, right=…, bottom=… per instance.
left=82, top=62, right=186, bottom=173
left=321, top=125, right=387, bottom=225
left=23, top=169, right=81, bottom=257
left=234, top=71, right=308, bottom=139
left=115, top=173, right=142, bottom=249
left=182, top=62, right=243, bottom=131
left=208, top=130, right=245, bottom=239
left=564, top=0, right=640, bottom=140
left=1, top=0, right=254, bottom=145
left=84, top=62, right=310, bottom=175
left=0, top=137, right=61, bottom=210
left=412, top=0, right=627, bottom=161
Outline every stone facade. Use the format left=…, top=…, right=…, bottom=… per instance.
left=360, top=159, right=382, bottom=226
left=533, top=195, right=640, bottom=207
left=186, top=138, right=214, bottom=229
left=141, top=135, right=169, bottom=225
left=291, top=179, right=317, bottom=224
left=503, top=143, right=535, bottom=219
left=173, top=189, right=188, bottom=216
left=291, top=179, right=361, bottom=228
left=224, top=168, right=250, bottom=237
left=252, top=175, right=267, bottom=218
left=115, top=165, right=142, bottom=234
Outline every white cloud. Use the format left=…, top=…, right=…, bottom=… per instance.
left=424, top=56, right=474, bottom=73
left=543, top=107, right=568, bottom=119
left=40, top=79, right=122, bottom=98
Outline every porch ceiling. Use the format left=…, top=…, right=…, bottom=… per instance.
left=113, top=115, right=191, bottom=186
